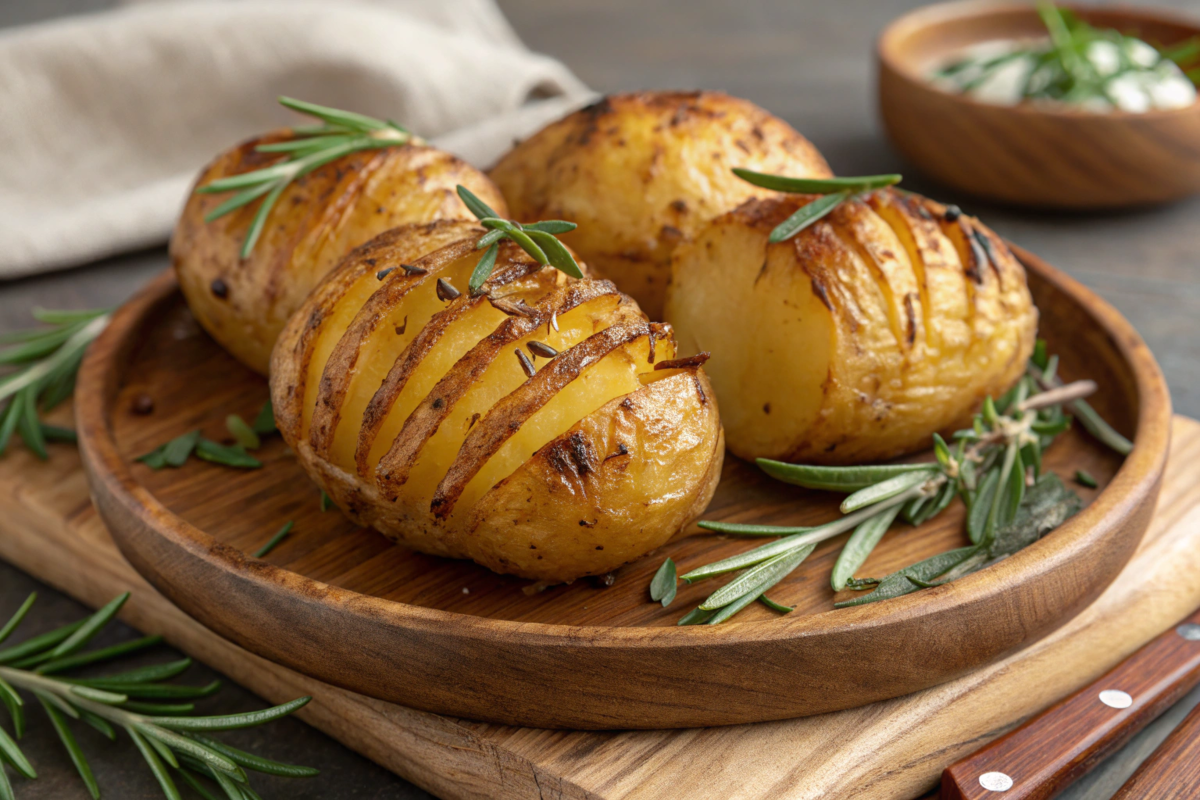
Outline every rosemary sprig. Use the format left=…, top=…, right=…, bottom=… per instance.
left=731, top=169, right=902, bottom=243
left=655, top=341, right=1128, bottom=623
left=197, top=97, right=422, bottom=259
left=0, top=592, right=316, bottom=798
left=0, top=308, right=111, bottom=460
left=455, top=186, right=584, bottom=294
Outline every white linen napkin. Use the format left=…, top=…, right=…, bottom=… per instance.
left=0, top=0, right=593, bottom=279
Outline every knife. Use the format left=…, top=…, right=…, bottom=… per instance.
left=1108, top=694, right=1200, bottom=799
left=939, top=609, right=1200, bottom=799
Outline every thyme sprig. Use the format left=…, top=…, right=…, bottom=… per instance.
left=654, top=343, right=1130, bottom=624
left=454, top=186, right=584, bottom=294
left=0, top=592, right=316, bottom=799
left=732, top=169, right=902, bottom=242
left=0, top=308, right=111, bottom=460
left=197, top=97, right=422, bottom=259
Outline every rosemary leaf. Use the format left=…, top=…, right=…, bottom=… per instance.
left=1075, top=469, right=1098, bottom=488
left=696, top=521, right=815, bottom=537
left=758, top=596, right=795, bottom=614
left=250, top=399, right=276, bottom=436
left=831, top=504, right=902, bottom=591
left=48, top=593, right=130, bottom=660
left=163, top=430, right=201, bottom=467
left=967, top=466, right=1000, bottom=544
left=987, top=474, right=1081, bottom=559
left=754, top=460, right=931, bottom=492
left=0, top=678, right=24, bottom=738
left=225, top=415, right=260, bottom=450
left=732, top=168, right=901, bottom=194
left=675, top=607, right=716, bottom=626
left=841, top=468, right=938, bottom=513
left=40, top=424, right=78, bottom=443
left=522, top=220, right=577, bottom=235
left=40, top=697, right=99, bottom=797
left=699, top=544, right=816, bottom=611
left=0, top=620, right=86, bottom=665
left=475, top=229, right=506, bottom=250
left=768, top=191, right=850, bottom=243
left=128, top=726, right=182, bottom=800
left=649, top=558, right=678, bottom=607
left=194, top=440, right=261, bottom=469
left=16, top=388, right=47, bottom=460
left=456, top=185, right=501, bottom=221
left=468, top=242, right=500, bottom=295
left=0, top=721, right=34, bottom=778
left=835, top=545, right=982, bottom=608
left=0, top=761, right=11, bottom=800
left=1070, top=398, right=1133, bottom=455
left=0, top=595, right=36, bottom=646
left=189, top=734, right=321, bottom=778
left=525, top=231, right=584, bottom=278
left=253, top=521, right=294, bottom=558
left=177, top=769, right=223, bottom=800
left=149, top=697, right=310, bottom=732
left=36, top=635, right=163, bottom=675
left=92, top=658, right=192, bottom=685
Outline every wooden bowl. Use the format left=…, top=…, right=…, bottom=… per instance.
left=878, top=1, right=1200, bottom=208
left=75, top=249, right=1170, bottom=730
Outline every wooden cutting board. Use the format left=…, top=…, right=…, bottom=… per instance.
left=1, top=410, right=1198, bottom=799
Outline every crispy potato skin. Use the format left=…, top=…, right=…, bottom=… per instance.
left=271, top=227, right=723, bottom=582
left=664, top=189, right=1038, bottom=464
left=488, top=91, right=832, bottom=319
left=172, top=131, right=507, bottom=374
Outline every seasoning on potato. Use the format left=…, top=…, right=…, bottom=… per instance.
left=172, top=126, right=507, bottom=375
left=489, top=90, right=833, bottom=319
left=270, top=220, right=724, bottom=583
left=664, top=189, right=1037, bottom=464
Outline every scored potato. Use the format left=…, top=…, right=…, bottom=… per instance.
left=172, top=133, right=507, bottom=375
left=489, top=90, right=832, bottom=319
left=664, top=189, right=1038, bottom=464
left=271, top=221, right=724, bottom=582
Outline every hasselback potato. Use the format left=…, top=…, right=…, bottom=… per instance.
left=489, top=90, right=832, bottom=319
left=173, top=134, right=507, bottom=375
left=270, top=220, right=724, bottom=582
left=664, top=190, right=1038, bottom=464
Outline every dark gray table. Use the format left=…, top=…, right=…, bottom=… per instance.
left=2, top=1, right=1198, bottom=798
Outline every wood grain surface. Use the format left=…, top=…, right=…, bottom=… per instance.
left=2, top=409, right=1199, bottom=799
left=939, top=608, right=1200, bottom=799
left=878, top=2, right=1200, bottom=209
left=72, top=243, right=1170, bottom=730
left=1109, top=696, right=1200, bottom=800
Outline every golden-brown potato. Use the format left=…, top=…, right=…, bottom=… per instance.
left=664, top=190, right=1038, bottom=464
left=489, top=91, right=832, bottom=319
left=172, top=132, right=507, bottom=375
left=270, top=221, right=723, bottom=582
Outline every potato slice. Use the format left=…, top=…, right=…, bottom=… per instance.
left=665, top=189, right=1037, bottom=464
left=271, top=229, right=722, bottom=582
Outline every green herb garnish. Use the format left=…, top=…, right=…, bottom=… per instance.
left=253, top=521, right=294, bottom=558
left=455, top=186, right=583, bottom=294
left=649, top=559, right=677, bottom=607
left=658, top=341, right=1129, bottom=623
left=137, top=431, right=261, bottom=471
left=732, top=169, right=902, bottom=243
left=1075, top=469, right=1099, bottom=488
left=0, top=308, right=111, bottom=460
left=0, top=592, right=316, bottom=799
left=197, top=97, right=422, bottom=259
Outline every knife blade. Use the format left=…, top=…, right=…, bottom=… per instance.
left=939, top=609, right=1200, bottom=799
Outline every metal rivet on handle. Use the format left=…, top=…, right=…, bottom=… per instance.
left=1177, top=624, right=1200, bottom=641
left=1099, top=690, right=1133, bottom=709
left=979, top=772, right=1014, bottom=791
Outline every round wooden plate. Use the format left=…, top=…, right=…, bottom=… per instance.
left=76, top=246, right=1170, bottom=730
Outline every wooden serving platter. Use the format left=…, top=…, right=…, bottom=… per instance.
left=74, top=246, right=1171, bottom=730
left=4, top=414, right=1200, bottom=800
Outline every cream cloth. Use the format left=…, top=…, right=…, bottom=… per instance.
left=0, top=0, right=593, bottom=279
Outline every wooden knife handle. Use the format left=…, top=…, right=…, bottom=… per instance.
left=940, top=612, right=1200, bottom=800
left=1110, top=698, right=1200, bottom=799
